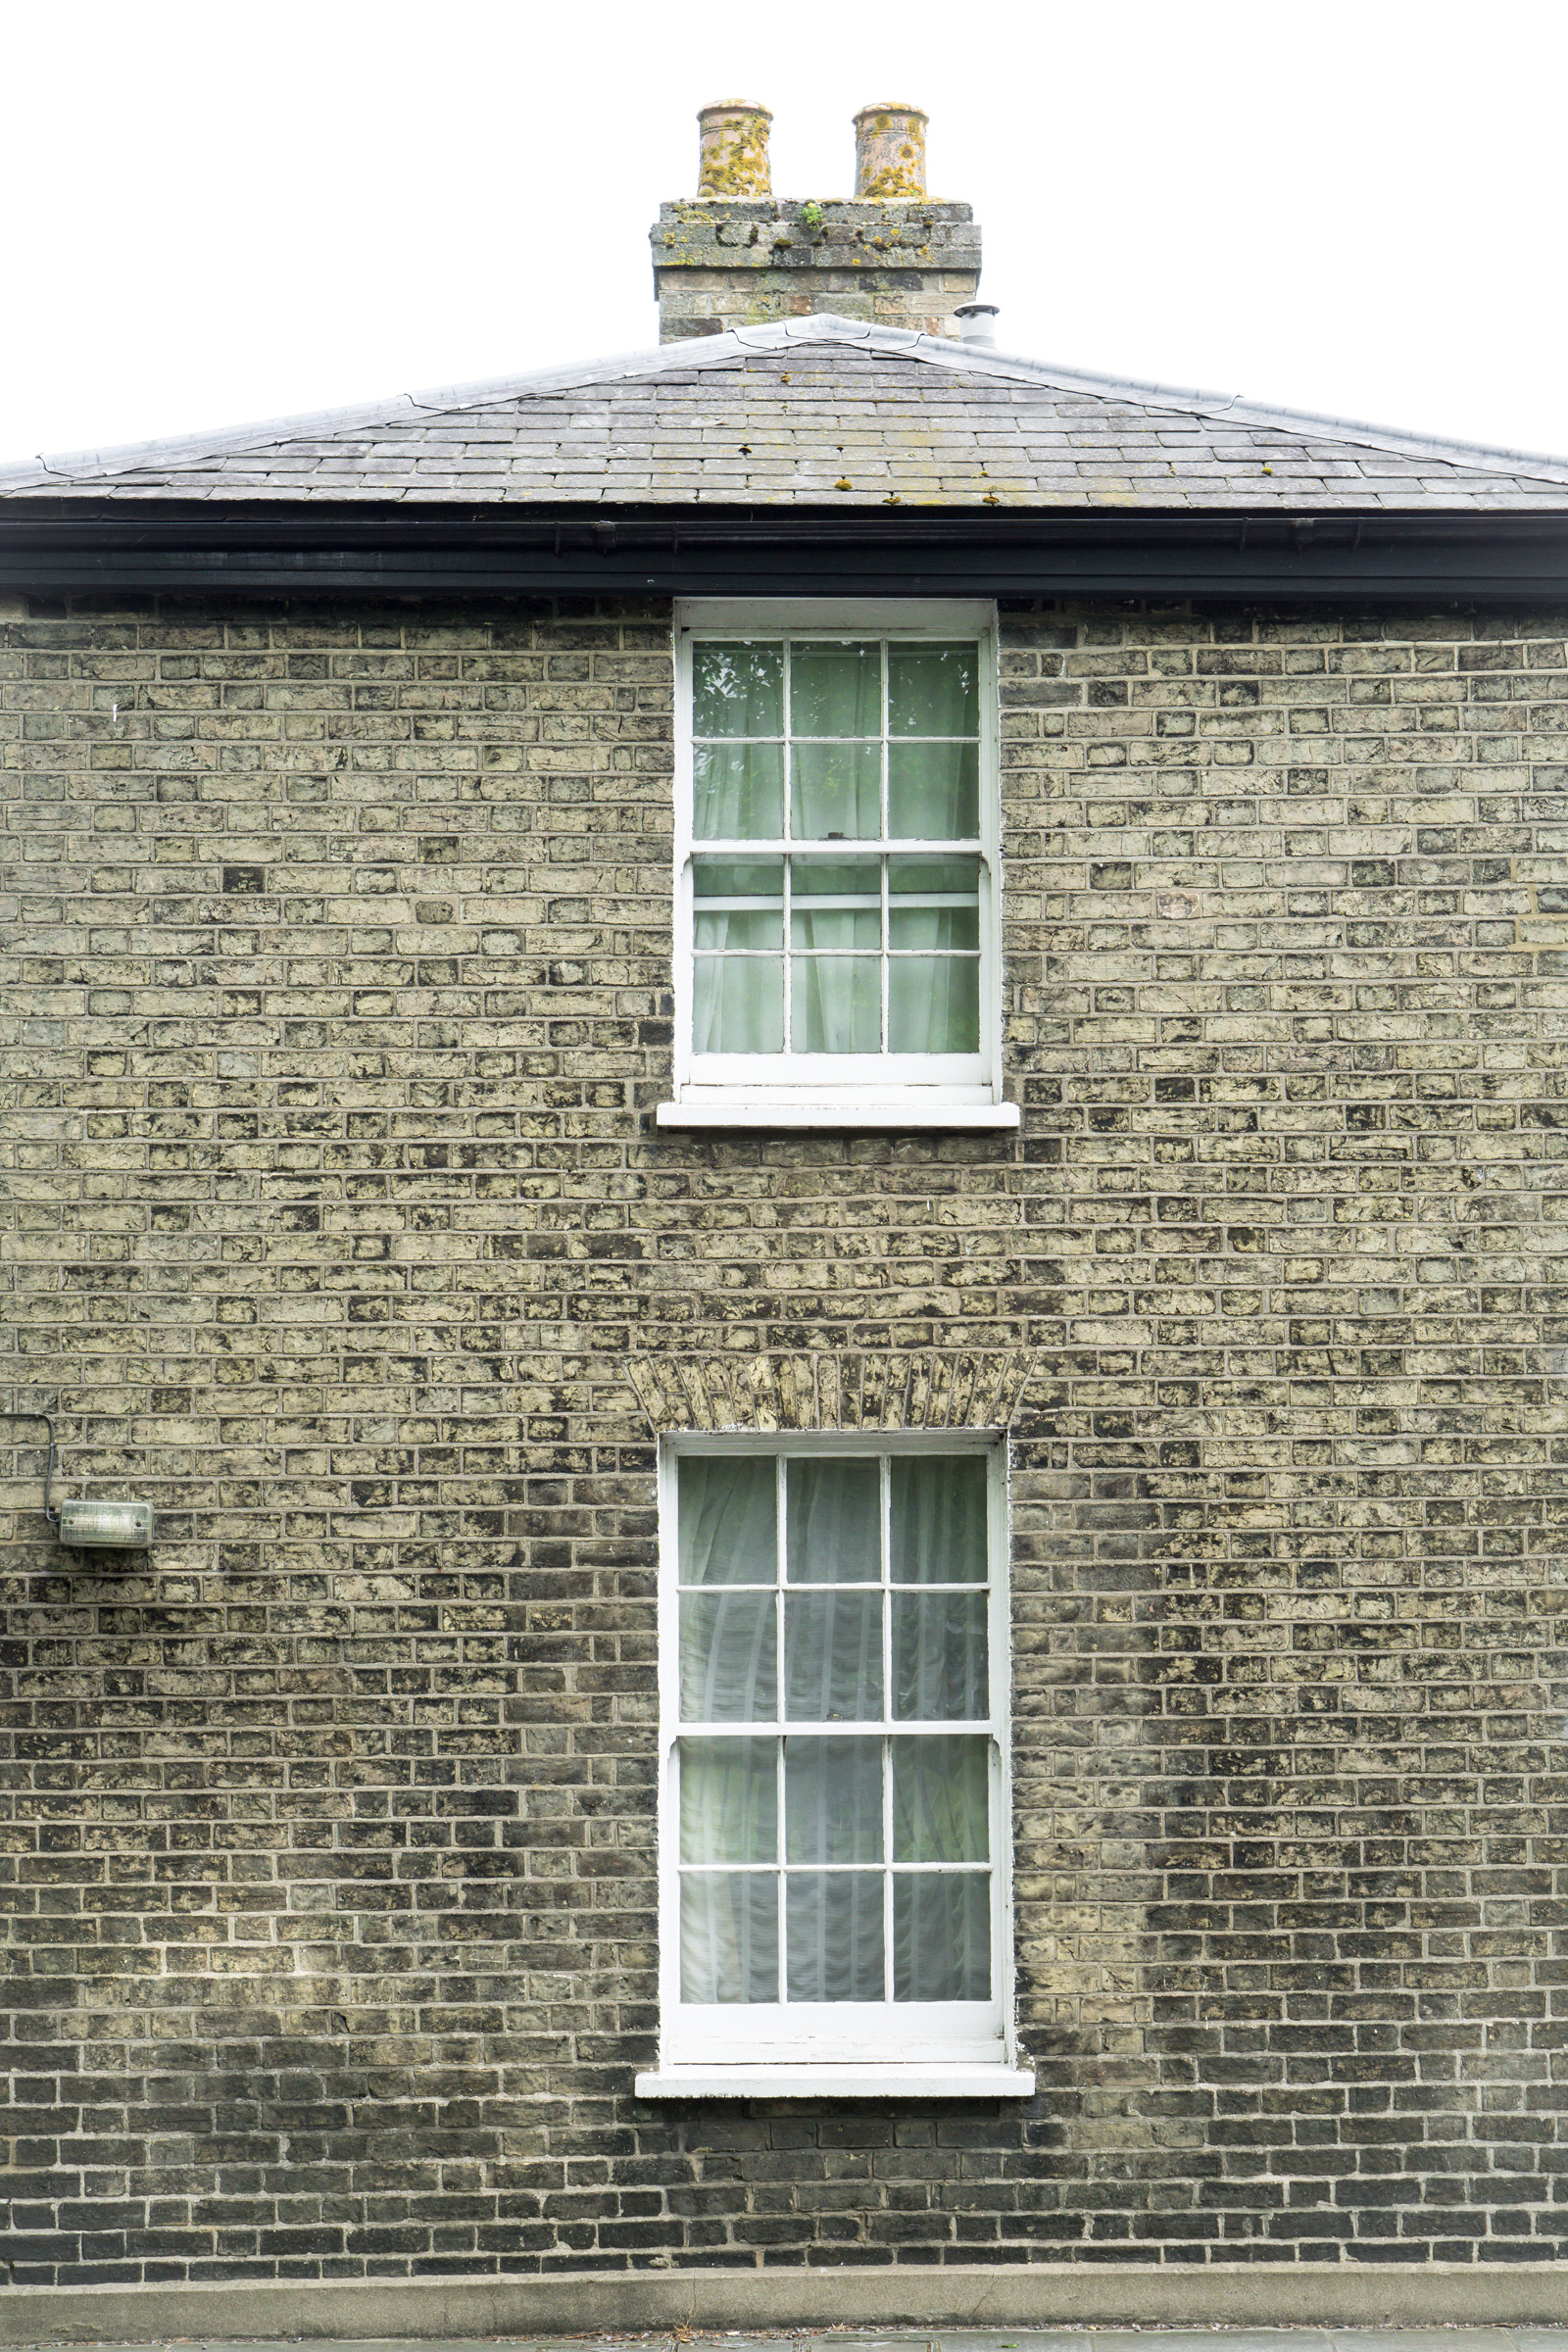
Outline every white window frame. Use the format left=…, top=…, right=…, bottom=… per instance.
left=636, top=1430, right=1034, bottom=2100
left=656, top=600, right=1020, bottom=1132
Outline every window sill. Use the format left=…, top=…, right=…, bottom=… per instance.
left=657, top=1098, right=1021, bottom=1132
left=635, top=2063, right=1035, bottom=2099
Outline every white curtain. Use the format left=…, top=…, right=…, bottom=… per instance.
left=893, top=1871, right=990, bottom=2001
left=693, top=742, right=784, bottom=838
left=784, top=1591, right=883, bottom=1720
left=786, top=1870, right=884, bottom=2001
left=791, top=743, right=880, bottom=839
left=894, top=1590, right=988, bottom=1720
left=887, top=741, right=979, bottom=838
left=681, top=1872, right=778, bottom=2002
left=678, top=1455, right=776, bottom=1585
left=790, top=932, right=880, bottom=1054
left=888, top=955, right=979, bottom=1054
left=785, top=1457, right=879, bottom=1581
left=677, top=1456, right=778, bottom=1723
left=790, top=644, right=880, bottom=736
left=890, top=1454, right=987, bottom=1582
left=692, top=939, right=783, bottom=1054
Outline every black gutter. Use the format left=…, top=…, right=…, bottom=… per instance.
left=3, top=503, right=1568, bottom=601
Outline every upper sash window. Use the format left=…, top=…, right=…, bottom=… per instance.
left=660, top=601, right=1012, bottom=1130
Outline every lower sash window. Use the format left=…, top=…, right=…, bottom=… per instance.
left=639, top=1435, right=1032, bottom=2097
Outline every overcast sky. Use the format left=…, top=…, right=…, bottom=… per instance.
left=6, top=0, right=1565, bottom=469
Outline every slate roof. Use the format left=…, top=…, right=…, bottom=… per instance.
left=4, top=315, right=1568, bottom=513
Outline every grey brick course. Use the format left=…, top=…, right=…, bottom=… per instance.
left=4, top=591, right=1568, bottom=2281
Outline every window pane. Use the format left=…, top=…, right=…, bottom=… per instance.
left=893, top=1592, right=989, bottom=1720
left=891, top=1454, right=987, bottom=1584
left=680, top=1592, right=778, bottom=1722
left=786, top=1871, right=884, bottom=2001
left=892, top=1735, right=990, bottom=1861
left=694, top=956, right=784, bottom=1053
left=694, top=858, right=786, bottom=898
left=694, top=642, right=783, bottom=738
left=784, top=1591, right=883, bottom=1720
left=695, top=908, right=783, bottom=952
left=682, top=1871, right=779, bottom=2002
left=794, top=858, right=881, bottom=902
left=889, top=854, right=981, bottom=898
left=887, top=742, right=979, bottom=839
left=792, top=743, right=881, bottom=839
left=792, top=956, right=881, bottom=1054
left=790, top=907, right=880, bottom=952
left=894, top=1871, right=990, bottom=2001
left=887, top=644, right=978, bottom=736
left=680, top=1738, right=778, bottom=1863
left=694, top=742, right=784, bottom=838
left=889, top=902, right=979, bottom=953
left=791, top=643, right=881, bottom=737
left=888, top=956, right=978, bottom=1054
left=786, top=1456, right=881, bottom=1584
left=785, top=1737, right=883, bottom=1863
left=679, top=1454, right=777, bottom=1586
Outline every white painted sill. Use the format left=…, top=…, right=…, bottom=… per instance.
left=635, top=2064, right=1036, bottom=2099
left=657, top=1098, right=1021, bottom=1132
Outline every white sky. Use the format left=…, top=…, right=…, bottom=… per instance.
left=5, top=0, right=1566, bottom=469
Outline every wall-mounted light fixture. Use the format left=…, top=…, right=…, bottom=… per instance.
left=2, top=1408, right=155, bottom=1547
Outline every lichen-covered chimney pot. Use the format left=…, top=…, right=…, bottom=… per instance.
left=651, top=103, right=981, bottom=343
left=696, top=101, right=772, bottom=200
left=854, top=104, right=928, bottom=201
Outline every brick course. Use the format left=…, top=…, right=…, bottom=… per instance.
left=3, top=594, right=1568, bottom=2279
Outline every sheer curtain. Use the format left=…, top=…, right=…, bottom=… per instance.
left=887, top=954, right=979, bottom=1054
left=694, top=742, right=784, bottom=839
left=692, top=929, right=783, bottom=1054
left=790, top=922, right=880, bottom=1054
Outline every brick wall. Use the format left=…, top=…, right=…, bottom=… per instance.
left=3, top=594, right=1567, bottom=2280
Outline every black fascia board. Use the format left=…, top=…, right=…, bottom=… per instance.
left=4, top=500, right=1568, bottom=601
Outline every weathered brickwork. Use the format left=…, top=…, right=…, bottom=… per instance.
left=651, top=202, right=981, bottom=341
left=3, top=596, right=1568, bottom=2280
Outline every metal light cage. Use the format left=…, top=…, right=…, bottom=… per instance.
left=1, top=1410, right=155, bottom=1548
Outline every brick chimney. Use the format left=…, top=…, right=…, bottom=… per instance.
left=652, top=103, right=982, bottom=343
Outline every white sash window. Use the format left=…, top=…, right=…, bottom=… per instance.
left=657, top=601, right=1018, bottom=1132
left=637, top=1435, right=1033, bottom=2098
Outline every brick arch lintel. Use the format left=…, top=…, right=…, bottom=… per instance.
left=625, top=1348, right=1037, bottom=1436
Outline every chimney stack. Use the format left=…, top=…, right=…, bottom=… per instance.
left=652, top=103, right=982, bottom=343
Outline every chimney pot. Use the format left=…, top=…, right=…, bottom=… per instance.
left=854, top=103, right=928, bottom=200
left=696, top=101, right=773, bottom=199
left=956, top=302, right=1000, bottom=348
